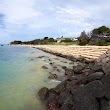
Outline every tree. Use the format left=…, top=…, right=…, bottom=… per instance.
left=78, top=31, right=89, bottom=45
left=44, top=37, right=48, bottom=40
left=91, top=26, right=110, bottom=37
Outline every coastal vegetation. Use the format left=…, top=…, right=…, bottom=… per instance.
left=10, top=26, right=110, bottom=46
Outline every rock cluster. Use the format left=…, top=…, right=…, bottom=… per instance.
left=38, top=50, right=110, bottom=110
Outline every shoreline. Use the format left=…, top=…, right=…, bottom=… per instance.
left=10, top=45, right=110, bottom=110
left=23, top=45, right=110, bottom=63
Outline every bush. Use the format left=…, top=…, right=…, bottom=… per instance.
left=95, top=41, right=110, bottom=46
left=61, top=38, right=74, bottom=43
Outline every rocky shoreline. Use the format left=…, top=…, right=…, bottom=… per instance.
left=38, top=48, right=110, bottom=110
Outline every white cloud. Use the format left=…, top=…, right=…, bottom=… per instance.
left=0, top=0, right=110, bottom=43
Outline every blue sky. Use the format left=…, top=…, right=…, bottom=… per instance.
left=0, top=0, right=110, bottom=44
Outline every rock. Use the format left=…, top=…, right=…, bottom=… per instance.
left=65, top=68, right=74, bottom=76
left=48, top=89, right=59, bottom=97
left=60, top=60, right=67, bottom=63
left=54, top=81, right=66, bottom=93
left=90, top=62, right=102, bottom=72
left=73, top=86, right=99, bottom=110
left=59, top=90, right=73, bottom=105
left=46, top=95, right=59, bottom=110
left=38, top=87, right=49, bottom=101
left=73, top=65, right=83, bottom=74
left=83, top=80, right=105, bottom=98
left=48, top=74, right=58, bottom=79
left=103, top=84, right=110, bottom=100
left=102, top=62, right=110, bottom=75
left=99, top=97, right=110, bottom=110
left=101, top=75, right=110, bottom=84
left=82, top=68, right=92, bottom=75
left=59, top=104, right=73, bottom=110
left=87, top=72, right=104, bottom=82
left=42, top=66, right=48, bottom=69
left=62, top=66, right=66, bottom=69
left=38, top=56, right=44, bottom=58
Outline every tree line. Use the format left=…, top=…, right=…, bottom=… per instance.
left=10, top=26, right=110, bottom=46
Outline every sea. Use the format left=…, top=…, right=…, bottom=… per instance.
left=0, top=45, right=63, bottom=110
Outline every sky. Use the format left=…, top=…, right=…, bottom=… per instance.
left=0, top=0, right=110, bottom=44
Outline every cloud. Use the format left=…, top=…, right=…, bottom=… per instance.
left=0, top=0, right=110, bottom=43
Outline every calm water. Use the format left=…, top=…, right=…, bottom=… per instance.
left=0, top=45, right=62, bottom=110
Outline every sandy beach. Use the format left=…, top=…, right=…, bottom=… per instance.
left=24, top=45, right=110, bottom=62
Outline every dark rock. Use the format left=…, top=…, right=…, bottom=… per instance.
left=103, top=84, right=110, bottom=100
left=59, top=104, right=73, bottom=110
left=48, top=74, right=58, bottom=79
left=54, top=81, right=66, bottom=93
left=46, top=95, right=59, bottom=110
left=83, top=80, right=105, bottom=98
left=102, top=62, right=110, bottom=75
left=60, top=60, right=67, bottom=63
left=42, top=66, right=48, bottom=69
left=65, top=68, right=74, bottom=76
left=101, top=75, right=110, bottom=84
left=62, top=66, right=66, bottom=69
left=99, top=97, right=110, bottom=110
left=82, top=68, right=92, bottom=75
left=59, top=90, right=73, bottom=105
left=53, top=66, right=57, bottom=69
left=38, top=56, right=44, bottom=58
left=73, top=65, right=83, bottom=74
left=73, top=86, right=99, bottom=110
left=50, top=62, right=54, bottom=65
left=38, top=87, right=49, bottom=101
left=87, top=72, right=104, bottom=82
left=92, top=63, right=102, bottom=72
left=48, top=89, right=59, bottom=97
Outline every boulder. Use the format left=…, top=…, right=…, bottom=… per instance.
left=54, top=81, right=66, bottom=93
left=83, top=80, right=105, bottom=98
left=38, top=87, right=49, bottom=101
left=82, top=68, right=91, bottom=75
left=59, top=90, right=73, bottom=105
left=91, top=63, right=102, bottom=72
left=73, top=65, right=83, bottom=74
left=87, top=72, right=104, bottom=82
left=48, top=74, right=58, bottom=79
left=101, top=75, right=110, bottom=84
left=103, top=84, right=110, bottom=100
left=42, top=66, right=48, bottom=69
left=65, top=68, right=74, bottom=76
left=73, top=87, right=99, bottom=110
left=102, top=62, right=110, bottom=75
left=99, top=97, right=110, bottom=110
left=46, top=95, right=59, bottom=110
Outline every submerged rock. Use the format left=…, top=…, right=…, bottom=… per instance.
left=38, top=87, right=49, bottom=101
left=48, top=74, right=58, bottom=79
left=65, top=68, right=74, bottom=76
left=42, top=66, right=48, bottom=69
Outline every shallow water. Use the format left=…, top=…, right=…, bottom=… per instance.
left=0, top=45, right=76, bottom=110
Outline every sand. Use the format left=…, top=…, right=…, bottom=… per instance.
left=24, top=45, right=110, bottom=62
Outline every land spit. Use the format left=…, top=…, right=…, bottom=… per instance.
left=28, top=45, right=110, bottom=63
left=33, top=45, right=110, bottom=110
left=17, top=45, right=110, bottom=110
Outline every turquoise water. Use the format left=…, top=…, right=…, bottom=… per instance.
left=0, top=45, right=60, bottom=110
